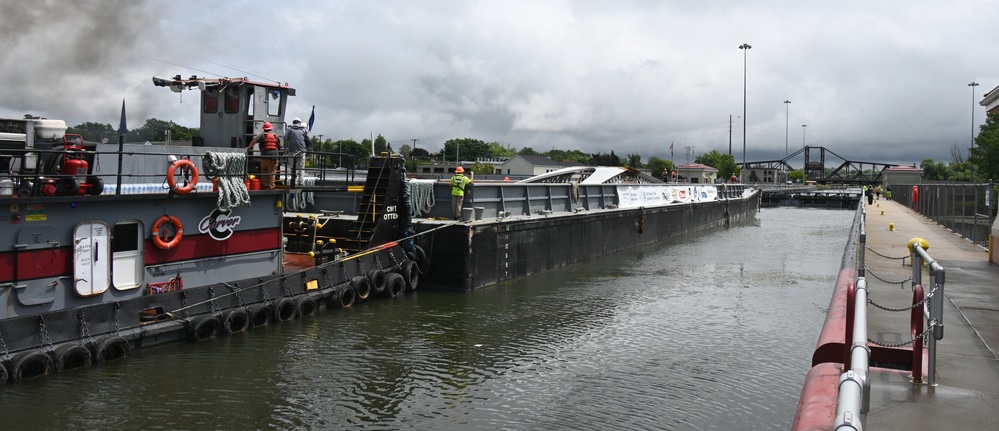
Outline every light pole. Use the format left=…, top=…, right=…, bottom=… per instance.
left=783, top=100, right=791, bottom=158
left=728, top=115, right=740, bottom=156
left=801, top=124, right=807, bottom=148
left=739, top=43, right=751, bottom=182
left=969, top=82, right=979, bottom=183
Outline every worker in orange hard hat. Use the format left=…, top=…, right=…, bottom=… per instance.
left=450, top=166, right=472, bottom=220
left=248, top=122, right=281, bottom=189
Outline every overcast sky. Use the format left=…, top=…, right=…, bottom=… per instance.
left=2, top=0, right=997, bottom=168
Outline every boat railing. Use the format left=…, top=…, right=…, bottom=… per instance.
left=0, top=145, right=359, bottom=197
left=405, top=180, right=749, bottom=220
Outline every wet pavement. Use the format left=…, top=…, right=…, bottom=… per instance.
left=862, top=198, right=999, bottom=430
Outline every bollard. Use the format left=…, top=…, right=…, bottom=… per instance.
left=881, top=210, right=884, bottom=215
left=889, top=223, right=895, bottom=231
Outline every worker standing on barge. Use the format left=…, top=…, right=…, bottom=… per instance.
left=450, top=166, right=473, bottom=220
left=248, top=122, right=281, bottom=189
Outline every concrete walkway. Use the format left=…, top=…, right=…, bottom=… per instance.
left=862, top=197, right=999, bottom=430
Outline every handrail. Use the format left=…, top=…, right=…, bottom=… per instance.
left=910, top=239, right=945, bottom=385
left=835, top=201, right=871, bottom=430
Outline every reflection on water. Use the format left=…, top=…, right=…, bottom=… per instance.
left=1, top=208, right=852, bottom=430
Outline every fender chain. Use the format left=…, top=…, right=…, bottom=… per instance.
left=207, top=286, right=222, bottom=316
left=78, top=310, right=96, bottom=346
left=38, top=315, right=54, bottom=352
left=112, top=302, right=121, bottom=335
left=0, top=327, right=9, bottom=362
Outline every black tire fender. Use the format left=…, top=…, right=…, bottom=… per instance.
left=248, top=305, right=273, bottom=328
left=188, top=315, right=221, bottom=341
left=51, top=343, right=92, bottom=372
left=351, top=276, right=372, bottom=302
left=91, top=336, right=131, bottom=364
left=399, top=260, right=419, bottom=292
left=9, top=350, right=53, bottom=381
left=383, top=272, right=405, bottom=297
left=273, top=297, right=297, bottom=322
left=338, top=285, right=356, bottom=308
left=222, top=309, right=250, bottom=335
left=367, top=269, right=387, bottom=295
left=296, top=296, right=318, bottom=318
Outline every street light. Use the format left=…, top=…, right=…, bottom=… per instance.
left=739, top=43, right=751, bottom=183
left=969, top=82, right=979, bottom=183
left=783, top=100, right=791, bottom=158
left=801, top=124, right=807, bottom=148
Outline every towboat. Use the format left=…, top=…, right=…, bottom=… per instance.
left=0, top=77, right=423, bottom=383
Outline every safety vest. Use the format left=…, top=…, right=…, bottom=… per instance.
left=262, top=133, right=279, bottom=151
left=450, top=174, right=470, bottom=196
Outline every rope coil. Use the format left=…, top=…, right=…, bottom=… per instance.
left=203, top=151, right=251, bottom=211
left=407, top=180, right=436, bottom=217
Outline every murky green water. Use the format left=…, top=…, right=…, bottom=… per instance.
left=1, top=207, right=853, bottom=430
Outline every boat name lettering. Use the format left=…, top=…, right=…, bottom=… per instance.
left=383, top=205, right=398, bottom=220
left=198, top=209, right=241, bottom=241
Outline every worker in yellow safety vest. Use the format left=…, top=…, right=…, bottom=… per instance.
left=450, top=166, right=473, bottom=220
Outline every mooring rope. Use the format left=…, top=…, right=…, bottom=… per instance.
left=203, top=151, right=251, bottom=211
left=287, top=176, right=316, bottom=211
left=407, top=179, right=436, bottom=217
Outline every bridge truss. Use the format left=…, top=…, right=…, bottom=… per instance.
left=742, top=146, right=898, bottom=184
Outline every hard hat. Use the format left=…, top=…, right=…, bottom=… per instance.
left=293, top=117, right=301, bottom=124
left=263, top=122, right=273, bottom=131
left=455, top=166, right=465, bottom=173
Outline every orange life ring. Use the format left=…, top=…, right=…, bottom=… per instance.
left=167, top=159, right=199, bottom=194
left=151, top=215, right=183, bottom=250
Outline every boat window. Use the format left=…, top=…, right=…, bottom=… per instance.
left=112, top=223, right=139, bottom=252
left=268, top=89, right=281, bottom=117
left=224, top=88, right=240, bottom=114
left=112, top=220, right=144, bottom=290
left=203, top=89, right=219, bottom=113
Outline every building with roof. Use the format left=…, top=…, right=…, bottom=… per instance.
left=882, top=165, right=923, bottom=185
left=675, top=163, right=718, bottom=184
left=500, top=155, right=574, bottom=176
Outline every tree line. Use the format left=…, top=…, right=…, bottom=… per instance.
left=69, top=112, right=999, bottom=183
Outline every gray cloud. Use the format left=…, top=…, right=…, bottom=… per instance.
left=1, top=0, right=996, bottom=169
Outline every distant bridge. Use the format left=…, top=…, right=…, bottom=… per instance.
left=742, top=146, right=898, bottom=184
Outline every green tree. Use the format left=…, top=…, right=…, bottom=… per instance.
left=694, top=150, right=739, bottom=180
left=129, top=118, right=198, bottom=142
left=487, top=141, right=516, bottom=158
left=626, top=153, right=643, bottom=168
left=547, top=149, right=589, bottom=164
left=788, top=169, right=805, bottom=182
left=443, top=138, right=490, bottom=162
left=518, top=147, right=540, bottom=156
left=971, top=112, right=999, bottom=183
left=645, top=156, right=674, bottom=180
left=68, top=122, right=116, bottom=143
left=470, top=161, right=496, bottom=176
left=588, top=151, right=621, bottom=166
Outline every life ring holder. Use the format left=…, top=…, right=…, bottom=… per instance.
left=151, top=215, right=184, bottom=250
left=167, top=159, right=199, bottom=194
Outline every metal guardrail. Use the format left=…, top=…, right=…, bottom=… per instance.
left=910, top=239, right=945, bottom=386
left=836, top=203, right=948, bottom=429
left=890, top=182, right=997, bottom=248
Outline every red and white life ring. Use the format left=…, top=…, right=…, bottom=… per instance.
left=167, top=159, right=199, bottom=194
left=151, top=215, right=184, bottom=250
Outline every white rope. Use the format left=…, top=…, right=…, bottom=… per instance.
left=287, top=176, right=316, bottom=211
left=407, top=179, right=436, bottom=217
left=203, top=151, right=251, bottom=211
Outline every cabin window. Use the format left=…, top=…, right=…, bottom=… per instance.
left=112, top=220, right=144, bottom=290
left=203, top=89, right=219, bottom=113
left=268, top=89, right=281, bottom=117
left=224, top=88, right=240, bottom=114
